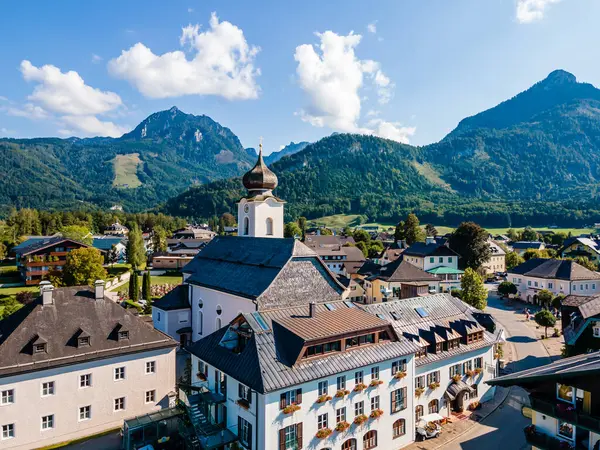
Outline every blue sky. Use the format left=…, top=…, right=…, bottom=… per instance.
left=0, top=0, right=598, bottom=153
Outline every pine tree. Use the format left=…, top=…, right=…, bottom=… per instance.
left=129, top=271, right=140, bottom=303
left=142, top=271, right=152, bottom=300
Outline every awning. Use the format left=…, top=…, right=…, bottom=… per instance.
left=445, top=380, right=475, bottom=401
left=419, top=413, right=445, bottom=423
left=176, top=326, right=192, bottom=334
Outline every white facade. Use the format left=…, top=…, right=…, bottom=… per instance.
left=510, top=275, right=600, bottom=303
left=0, top=348, right=176, bottom=450
left=404, top=255, right=458, bottom=272
left=237, top=197, right=284, bottom=238
left=152, top=307, right=191, bottom=344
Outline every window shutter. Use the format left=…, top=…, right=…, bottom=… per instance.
left=279, top=428, right=286, bottom=450
left=248, top=389, right=252, bottom=405
left=204, top=364, right=208, bottom=377
left=280, top=393, right=286, bottom=410
left=239, top=384, right=243, bottom=399
left=296, top=388, right=302, bottom=404
left=238, top=416, right=242, bottom=438
left=402, top=387, right=407, bottom=409
left=296, top=422, right=303, bottom=448
left=391, top=390, right=396, bottom=412
left=248, top=422, right=253, bottom=450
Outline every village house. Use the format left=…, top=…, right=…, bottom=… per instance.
left=481, top=240, right=506, bottom=275
left=560, top=237, right=600, bottom=265
left=402, top=239, right=463, bottom=292
left=103, top=220, right=129, bottom=236
left=510, top=241, right=546, bottom=256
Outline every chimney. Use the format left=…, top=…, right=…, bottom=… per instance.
left=94, top=280, right=105, bottom=300
left=309, top=302, right=316, bottom=318
left=426, top=236, right=435, bottom=245
left=41, top=283, right=54, bottom=306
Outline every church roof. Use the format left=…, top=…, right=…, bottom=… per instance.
left=183, top=236, right=346, bottom=308
left=242, top=147, right=278, bottom=193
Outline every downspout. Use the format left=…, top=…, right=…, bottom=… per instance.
left=254, top=391, right=259, bottom=450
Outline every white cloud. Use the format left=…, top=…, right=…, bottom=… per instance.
left=12, top=61, right=125, bottom=137
left=188, top=7, right=194, bottom=13
left=516, top=0, right=562, bottom=23
left=279, top=145, right=285, bottom=150
left=367, top=22, right=377, bottom=34
left=294, top=30, right=412, bottom=143
left=0, top=96, right=7, bottom=102
left=91, top=54, right=103, bottom=64
left=109, top=12, right=261, bottom=100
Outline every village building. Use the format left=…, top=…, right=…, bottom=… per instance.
left=481, top=240, right=506, bottom=275
left=402, top=240, right=463, bottom=292
left=103, top=220, right=129, bottom=236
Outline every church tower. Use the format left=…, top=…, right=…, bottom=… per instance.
left=238, top=140, right=285, bottom=238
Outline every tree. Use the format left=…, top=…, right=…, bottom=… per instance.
left=220, top=213, right=236, bottom=227
left=318, top=228, right=333, bottom=236
left=448, top=222, right=491, bottom=270
left=551, top=232, right=567, bottom=246
left=353, top=229, right=371, bottom=244
left=498, top=281, right=517, bottom=298
left=523, top=249, right=551, bottom=261
left=461, top=268, right=488, bottom=310
left=151, top=226, right=167, bottom=253
left=552, top=294, right=565, bottom=309
left=535, top=310, right=557, bottom=338
left=403, top=213, right=425, bottom=245
left=356, top=241, right=369, bottom=258
left=521, top=227, right=539, bottom=241
left=61, top=225, right=93, bottom=245
left=506, top=229, right=520, bottom=241
left=368, top=240, right=384, bottom=258
left=284, top=222, right=302, bottom=238
left=574, top=256, right=598, bottom=271
left=0, top=242, right=6, bottom=261
left=342, top=226, right=352, bottom=237
left=394, top=221, right=405, bottom=243
left=142, top=271, right=152, bottom=300
left=536, top=289, right=553, bottom=307
left=298, top=217, right=307, bottom=241
left=63, top=248, right=107, bottom=286
left=425, top=224, right=438, bottom=237
left=126, top=225, right=146, bottom=270
left=129, top=271, right=140, bottom=303
left=506, top=251, right=524, bottom=269
left=108, top=245, right=119, bottom=266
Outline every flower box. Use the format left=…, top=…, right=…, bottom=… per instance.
left=452, top=374, right=462, bottom=382
left=474, top=368, right=483, bottom=375
left=335, top=389, right=350, bottom=398
left=316, top=395, right=332, bottom=404
left=370, top=408, right=384, bottom=419
left=315, top=428, right=333, bottom=439
left=468, top=401, right=480, bottom=411
left=335, top=421, right=350, bottom=432
left=428, top=382, right=440, bottom=390
left=283, top=404, right=301, bottom=414
left=354, top=383, right=367, bottom=392
left=393, top=371, right=407, bottom=380
left=415, top=387, right=425, bottom=397
left=353, top=414, right=368, bottom=425
left=236, top=399, right=250, bottom=410
left=370, top=379, right=383, bottom=387
left=196, top=373, right=207, bottom=381
left=466, top=370, right=475, bottom=378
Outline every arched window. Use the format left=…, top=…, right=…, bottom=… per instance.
left=393, top=419, right=406, bottom=439
left=363, top=430, right=377, bottom=449
left=415, top=405, right=424, bottom=421
left=243, top=217, right=249, bottom=236
left=428, top=399, right=439, bottom=414
left=342, top=439, right=357, bottom=450
left=266, top=217, right=274, bottom=236
left=198, top=300, right=203, bottom=308
left=216, top=305, right=222, bottom=316
left=216, top=317, right=222, bottom=330
left=197, top=311, right=203, bottom=335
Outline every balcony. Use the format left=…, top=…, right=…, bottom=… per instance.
left=530, top=396, right=600, bottom=434
left=524, top=426, right=576, bottom=450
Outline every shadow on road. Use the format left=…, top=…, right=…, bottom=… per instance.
left=506, top=335, right=537, bottom=343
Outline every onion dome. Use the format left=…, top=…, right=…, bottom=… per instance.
left=242, top=142, right=278, bottom=193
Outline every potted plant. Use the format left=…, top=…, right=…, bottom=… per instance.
left=474, top=368, right=483, bottom=375
left=452, top=374, right=462, bottom=382
left=428, top=382, right=440, bottom=390
left=353, top=414, right=368, bottom=425
left=370, top=379, right=383, bottom=387
left=354, top=383, right=367, bottom=392
left=236, top=399, right=250, bottom=410
left=316, top=394, right=332, bottom=404
left=315, top=428, right=333, bottom=439
left=335, top=421, right=350, bottom=432
left=415, top=387, right=425, bottom=397
left=466, top=370, right=475, bottom=378
left=197, top=372, right=207, bottom=381
left=370, top=408, right=384, bottom=419
left=468, top=401, right=480, bottom=411
left=283, top=404, right=301, bottom=414
left=394, top=371, right=407, bottom=380
left=335, top=389, right=350, bottom=398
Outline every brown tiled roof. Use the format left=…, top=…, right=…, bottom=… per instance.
left=273, top=307, right=389, bottom=341
left=377, top=259, right=441, bottom=283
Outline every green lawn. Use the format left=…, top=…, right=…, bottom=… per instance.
left=0, top=285, right=38, bottom=297
left=113, top=153, right=142, bottom=189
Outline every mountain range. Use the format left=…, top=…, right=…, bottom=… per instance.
left=1, top=70, right=600, bottom=226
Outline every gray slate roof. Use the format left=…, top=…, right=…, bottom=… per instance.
left=0, top=286, right=177, bottom=378
left=372, top=259, right=441, bottom=283
left=14, top=236, right=93, bottom=256
left=403, top=242, right=458, bottom=258
left=153, top=285, right=190, bottom=311
left=508, top=258, right=600, bottom=281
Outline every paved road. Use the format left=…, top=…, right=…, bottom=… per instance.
left=442, top=288, right=552, bottom=450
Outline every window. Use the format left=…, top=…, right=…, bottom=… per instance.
left=279, top=424, right=301, bottom=450
left=391, top=387, right=407, bottom=413
left=114, top=397, right=125, bottom=411
left=266, top=218, right=274, bottom=236
left=146, top=361, right=156, bottom=374
left=528, top=281, right=532, bottom=286
left=449, top=364, right=461, bottom=377
left=342, top=439, right=357, bottom=450
left=114, top=367, right=125, bottom=381
left=336, top=407, right=346, bottom=423
left=549, top=282, right=553, bottom=289
left=239, top=383, right=252, bottom=403
left=448, top=257, right=453, bottom=263
left=1, top=424, right=14, bottom=439
left=474, top=357, right=483, bottom=369
left=534, top=281, right=538, bottom=287
left=428, top=399, right=439, bottom=414
left=415, top=376, right=425, bottom=389
left=317, top=413, right=328, bottom=430
left=363, top=430, right=377, bottom=449
left=1, top=389, right=14, bottom=405
left=426, top=371, right=440, bottom=385
left=415, top=405, right=424, bottom=421
left=243, top=217, right=249, bottom=236
left=393, top=419, right=406, bottom=439
left=79, top=405, right=91, bottom=421
left=145, top=390, right=155, bottom=403
left=118, top=330, right=129, bottom=340
left=391, top=359, right=407, bottom=375
left=216, top=317, right=222, bottom=330
left=573, top=285, right=577, bottom=291
left=557, top=384, right=575, bottom=404
left=238, top=417, right=252, bottom=448
left=355, top=371, right=363, bottom=385
left=439, top=257, right=443, bottom=263
left=558, top=421, right=574, bottom=441
left=371, top=366, right=379, bottom=380
left=78, top=336, right=90, bottom=347
left=594, top=284, right=597, bottom=290
left=371, top=395, right=380, bottom=411
left=355, top=401, right=364, bottom=416
left=197, top=311, right=203, bottom=335
left=430, top=257, right=434, bottom=263
left=157, top=312, right=161, bottom=322
left=318, top=381, right=328, bottom=396
left=80, top=374, right=91, bottom=388
left=42, top=381, right=55, bottom=397
left=279, top=389, right=302, bottom=409
left=34, top=343, right=46, bottom=353
left=41, top=415, right=54, bottom=430
left=463, top=360, right=473, bottom=373
left=337, top=376, right=346, bottom=391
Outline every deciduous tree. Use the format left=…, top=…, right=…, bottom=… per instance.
left=521, top=227, right=539, bottom=241
left=61, top=225, right=93, bottom=245
left=403, top=213, right=425, bottom=245
left=151, top=226, right=167, bottom=253
left=126, top=225, right=146, bottom=270
left=535, top=310, right=557, bottom=338
left=498, top=281, right=517, bottom=298
left=284, top=222, right=302, bottom=238
left=425, top=224, right=438, bottom=237
left=536, top=289, right=553, bottom=307
left=63, top=248, right=107, bottom=286
left=461, top=268, right=488, bottom=310
left=448, top=222, right=491, bottom=270
left=505, top=251, right=524, bottom=269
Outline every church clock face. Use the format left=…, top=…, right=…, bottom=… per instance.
left=244, top=204, right=249, bottom=213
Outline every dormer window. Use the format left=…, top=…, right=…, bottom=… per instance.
left=415, top=346, right=427, bottom=358
left=435, top=342, right=443, bottom=353
left=118, top=330, right=129, bottom=341
left=34, top=343, right=46, bottom=353
left=594, top=323, right=600, bottom=338
left=78, top=336, right=90, bottom=347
